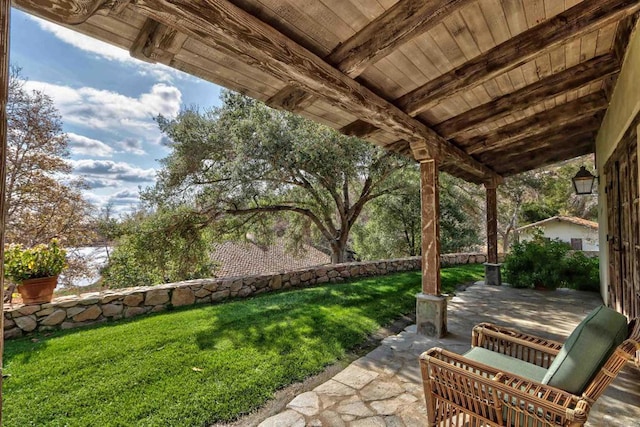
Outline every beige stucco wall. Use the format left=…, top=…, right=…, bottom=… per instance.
left=595, top=24, right=640, bottom=305
left=519, top=222, right=599, bottom=251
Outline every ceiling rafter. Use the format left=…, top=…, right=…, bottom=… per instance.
left=498, top=137, right=595, bottom=176
left=132, top=0, right=499, bottom=182
left=264, top=0, right=471, bottom=113
left=461, top=92, right=609, bottom=154
left=434, top=54, right=619, bottom=139
left=476, top=117, right=602, bottom=163
left=395, top=0, right=640, bottom=118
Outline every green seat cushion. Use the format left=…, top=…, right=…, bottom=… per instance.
left=464, top=347, right=548, bottom=383
left=541, top=305, right=628, bottom=395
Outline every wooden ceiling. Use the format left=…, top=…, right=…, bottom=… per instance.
left=12, top=0, right=640, bottom=184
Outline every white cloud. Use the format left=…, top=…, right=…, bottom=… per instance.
left=30, top=15, right=185, bottom=82
left=117, top=138, right=146, bottom=155
left=67, top=132, right=113, bottom=157
left=70, top=159, right=156, bottom=184
left=23, top=81, right=181, bottom=135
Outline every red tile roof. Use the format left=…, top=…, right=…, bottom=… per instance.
left=211, top=239, right=331, bottom=278
left=516, top=215, right=599, bottom=232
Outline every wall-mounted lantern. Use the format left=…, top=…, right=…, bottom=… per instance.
left=572, top=166, right=597, bottom=195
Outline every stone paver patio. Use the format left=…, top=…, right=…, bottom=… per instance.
left=259, top=283, right=640, bottom=427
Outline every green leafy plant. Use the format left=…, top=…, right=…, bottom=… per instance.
left=4, top=238, right=67, bottom=283
left=504, top=229, right=599, bottom=291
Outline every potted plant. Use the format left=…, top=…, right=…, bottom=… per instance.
left=4, top=238, right=67, bottom=304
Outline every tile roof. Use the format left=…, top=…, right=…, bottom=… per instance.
left=516, top=215, right=599, bottom=232
left=211, top=239, right=331, bottom=278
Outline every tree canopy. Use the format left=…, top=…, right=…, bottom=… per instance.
left=6, top=68, right=96, bottom=285
left=145, top=90, right=411, bottom=263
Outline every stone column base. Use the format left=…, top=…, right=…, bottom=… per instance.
left=416, top=293, right=447, bottom=337
left=484, top=263, right=502, bottom=286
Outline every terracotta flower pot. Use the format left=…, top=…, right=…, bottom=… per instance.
left=17, top=275, right=58, bottom=304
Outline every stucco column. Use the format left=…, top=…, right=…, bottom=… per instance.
left=0, top=0, right=10, bottom=420
left=416, top=158, right=446, bottom=337
left=484, top=180, right=502, bottom=286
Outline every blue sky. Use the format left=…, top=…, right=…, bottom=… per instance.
left=9, top=8, right=223, bottom=213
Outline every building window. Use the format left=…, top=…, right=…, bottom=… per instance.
left=571, top=238, right=583, bottom=250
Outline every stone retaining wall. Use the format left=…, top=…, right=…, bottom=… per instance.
left=4, top=253, right=488, bottom=339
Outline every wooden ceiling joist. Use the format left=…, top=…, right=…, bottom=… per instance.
left=434, top=54, right=619, bottom=139
left=476, top=116, right=602, bottom=163
left=262, top=0, right=472, bottom=114
left=326, top=0, right=472, bottom=79
left=395, top=0, right=640, bottom=118
left=462, top=92, right=609, bottom=155
left=133, top=0, right=499, bottom=181
left=498, top=137, right=595, bottom=176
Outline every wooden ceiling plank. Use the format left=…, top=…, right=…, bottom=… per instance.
left=326, top=0, right=474, bottom=78
left=523, top=0, right=546, bottom=28
left=595, top=22, right=618, bottom=56
left=501, top=0, right=528, bottom=36
left=434, top=54, right=618, bottom=138
left=133, top=0, right=498, bottom=181
left=459, top=3, right=494, bottom=53
left=544, top=0, right=565, bottom=18
left=396, top=0, right=640, bottom=117
left=479, top=0, right=512, bottom=44
left=443, top=12, right=481, bottom=61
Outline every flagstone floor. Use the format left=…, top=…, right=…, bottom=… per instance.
left=258, top=283, right=640, bottom=427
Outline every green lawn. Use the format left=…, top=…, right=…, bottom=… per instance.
left=3, top=264, right=483, bottom=426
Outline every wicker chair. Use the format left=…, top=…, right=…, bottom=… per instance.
left=420, top=307, right=640, bottom=427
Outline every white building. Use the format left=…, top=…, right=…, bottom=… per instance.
left=515, top=216, right=599, bottom=252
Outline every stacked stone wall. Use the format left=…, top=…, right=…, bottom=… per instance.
left=4, top=253, right=488, bottom=339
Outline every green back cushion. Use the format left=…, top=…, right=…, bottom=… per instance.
left=542, top=305, right=628, bottom=394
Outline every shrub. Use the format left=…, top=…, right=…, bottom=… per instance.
left=101, top=208, right=218, bottom=289
left=504, top=230, right=599, bottom=291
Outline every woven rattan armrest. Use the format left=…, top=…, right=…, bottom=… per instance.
left=472, top=322, right=563, bottom=368
left=420, top=348, right=587, bottom=427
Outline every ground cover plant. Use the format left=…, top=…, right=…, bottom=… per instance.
left=3, top=265, right=483, bottom=426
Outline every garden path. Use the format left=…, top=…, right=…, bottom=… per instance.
left=258, top=283, right=640, bottom=427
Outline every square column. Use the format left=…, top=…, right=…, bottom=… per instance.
left=484, top=181, right=502, bottom=286
left=416, top=158, right=446, bottom=337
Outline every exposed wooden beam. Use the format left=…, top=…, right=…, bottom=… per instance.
left=134, top=0, right=499, bottom=182
left=110, top=0, right=132, bottom=16
left=13, top=0, right=123, bottom=24
left=130, top=18, right=188, bottom=65
left=613, top=12, right=640, bottom=63
left=385, top=140, right=410, bottom=155
left=340, top=120, right=380, bottom=138
left=327, top=0, right=472, bottom=78
left=268, top=0, right=472, bottom=113
left=265, top=86, right=315, bottom=112
left=476, top=116, right=601, bottom=163
left=396, top=0, right=640, bottom=117
left=435, top=54, right=618, bottom=139
left=498, top=137, right=595, bottom=176
left=462, top=92, right=608, bottom=155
